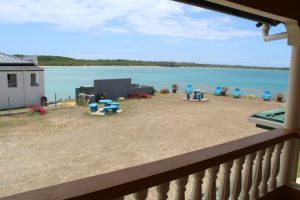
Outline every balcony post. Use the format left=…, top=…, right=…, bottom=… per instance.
left=284, top=46, right=300, bottom=129
left=279, top=45, right=300, bottom=185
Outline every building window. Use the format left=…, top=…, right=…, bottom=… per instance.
left=7, top=74, right=17, bottom=88
left=31, top=73, right=39, bottom=86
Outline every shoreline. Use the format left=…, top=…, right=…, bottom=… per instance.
left=40, top=65, right=289, bottom=71
left=30, top=55, right=289, bottom=71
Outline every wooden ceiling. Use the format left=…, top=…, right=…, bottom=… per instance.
left=175, top=0, right=300, bottom=27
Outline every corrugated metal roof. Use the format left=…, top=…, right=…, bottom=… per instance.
left=0, top=66, right=44, bottom=71
left=0, top=52, right=34, bottom=64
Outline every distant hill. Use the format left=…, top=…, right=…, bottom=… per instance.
left=15, top=55, right=289, bottom=70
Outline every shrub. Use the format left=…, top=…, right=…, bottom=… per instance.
left=128, top=91, right=151, bottom=99
left=160, top=89, right=170, bottom=94
left=30, top=105, right=46, bottom=116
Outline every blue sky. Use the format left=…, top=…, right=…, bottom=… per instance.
left=0, top=0, right=291, bottom=67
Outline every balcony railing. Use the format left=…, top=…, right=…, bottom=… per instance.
left=1, top=129, right=299, bottom=200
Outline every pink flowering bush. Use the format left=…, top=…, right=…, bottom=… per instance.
left=30, top=105, right=46, bottom=116
left=128, top=91, right=151, bottom=99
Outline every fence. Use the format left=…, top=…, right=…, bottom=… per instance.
left=0, top=93, right=75, bottom=116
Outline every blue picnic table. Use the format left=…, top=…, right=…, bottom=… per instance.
left=191, top=90, right=204, bottom=100
left=98, top=99, right=112, bottom=106
left=102, top=105, right=119, bottom=113
left=98, top=100, right=121, bottom=114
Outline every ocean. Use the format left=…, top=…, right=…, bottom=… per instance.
left=45, top=66, right=289, bottom=101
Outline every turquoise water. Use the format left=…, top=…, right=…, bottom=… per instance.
left=45, top=66, right=289, bottom=101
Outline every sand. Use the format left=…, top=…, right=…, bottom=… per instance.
left=0, top=93, right=281, bottom=198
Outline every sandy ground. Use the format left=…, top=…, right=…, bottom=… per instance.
left=0, top=93, right=281, bottom=198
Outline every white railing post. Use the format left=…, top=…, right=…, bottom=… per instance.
left=239, top=153, right=256, bottom=200
left=175, top=176, right=189, bottom=200
left=156, top=182, right=170, bottom=200
left=278, top=139, right=300, bottom=186
left=204, top=166, right=219, bottom=200
left=133, top=190, right=148, bottom=200
left=268, top=143, right=284, bottom=191
left=229, top=157, right=245, bottom=200
left=259, top=146, right=275, bottom=196
left=249, top=149, right=266, bottom=200
left=219, top=161, right=233, bottom=200
left=191, top=171, right=205, bottom=200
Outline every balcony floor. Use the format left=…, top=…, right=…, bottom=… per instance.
left=260, top=185, right=300, bottom=200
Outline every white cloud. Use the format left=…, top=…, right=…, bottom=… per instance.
left=0, top=0, right=259, bottom=39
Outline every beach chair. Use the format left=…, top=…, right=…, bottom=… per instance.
left=185, top=84, right=192, bottom=94
left=214, top=86, right=222, bottom=96
left=185, top=84, right=193, bottom=99
left=263, top=91, right=272, bottom=101
left=233, top=88, right=241, bottom=98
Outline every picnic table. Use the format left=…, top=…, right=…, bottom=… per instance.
left=108, top=102, right=120, bottom=107
left=98, top=99, right=112, bottom=106
left=102, top=105, right=119, bottom=113
left=191, top=89, right=204, bottom=100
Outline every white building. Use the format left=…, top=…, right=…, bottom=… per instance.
left=0, top=53, right=45, bottom=110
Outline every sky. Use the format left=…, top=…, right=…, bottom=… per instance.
left=0, top=0, right=292, bottom=67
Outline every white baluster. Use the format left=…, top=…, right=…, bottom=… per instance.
left=249, top=149, right=266, bottom=200
left=219, top=161, right=233, bottom=200
left=268, top=143, right=284, bottom=191
left=191, top=171, right=205, bottom=200
left=259, top=146, right=274, bottom=196
left=133, top=190, right=148, bottom=200
left=156, top=182, right=170, bottom=200
left=278, top=139, right=300, bottom=185
left=239, top=153, right=256, bottom=200
left=175, top=176, right=189, bottom=200
left=229, top=157, right=245, bottom=200
left=204, top=166, right=220, bottom=200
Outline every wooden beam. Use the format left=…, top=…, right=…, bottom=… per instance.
left=174, top=0, right=280, bottom=26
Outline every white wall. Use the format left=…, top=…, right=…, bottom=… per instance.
left=24, top=71, right=45, bottom=107
left=0, top=70, right=45, bottom=110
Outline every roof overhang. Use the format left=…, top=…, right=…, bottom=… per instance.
left=175, top=0, right=281, bottom=26
left=174, top=0, right=300, bottom=45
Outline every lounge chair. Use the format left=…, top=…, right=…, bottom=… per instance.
left=263, top=91, right=272, bottom=101
left=214, top=86, right=222, bottom=96
left=233, top=88, right=241, bottom=98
